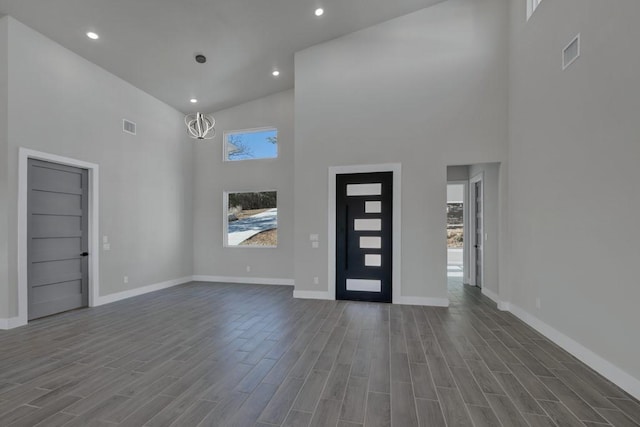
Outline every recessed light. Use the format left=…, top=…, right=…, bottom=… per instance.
left=86, top=32, right=99, bottom=40
left=314, top=8, right=324, bottom=17
left=272, top=70, right=280, bottom=77
left=190, top=98, right=198, bottom=103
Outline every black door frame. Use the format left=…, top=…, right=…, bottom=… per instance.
left=328, top=164, right=401, bottom=304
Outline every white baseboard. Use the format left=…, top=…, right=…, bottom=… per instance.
left=94, top=276, right=192, bottom=306
left=480, top=287, right=511, bottom=311
left=0, top=317, right=26, bottom=330
left=193, top=276, right=294, bottom=287
left=395, top=296, right=450, bottom=307
left=481, top=287, right=499, bottom=302
left=508, top=303, right=640, bottom=400
left=497, top=301, right=511, bottom=311
left=293, top=290, right=331, bottom=300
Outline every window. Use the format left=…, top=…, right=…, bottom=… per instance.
left=526, top=0, right=542, bottom=20
left=225, top=191, right=277, bottom=247
left=224, top=128, right=278, bottom=161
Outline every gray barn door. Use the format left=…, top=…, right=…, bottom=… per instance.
left=28, top=159, right=89, bottom=320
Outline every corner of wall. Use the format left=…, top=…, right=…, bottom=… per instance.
left=0, top=15, right=9, bottom=321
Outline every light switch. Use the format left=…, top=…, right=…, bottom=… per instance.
left=103, top=235, right=109, bottom=244
left=312, top=241, right=319, bottom=249
left=103, top=243, right=111, bottom=251
left=310, top=234, right=319, bottom=241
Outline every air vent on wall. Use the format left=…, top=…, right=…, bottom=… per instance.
left=563, top=34, right=580, bottom=70
left=123, top=119, right=137, bottom=135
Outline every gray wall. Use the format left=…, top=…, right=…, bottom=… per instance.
left=294, top=0, right=508, bottom=299
left=447, top=165, right=469, bottom=182
left=193, top=90, right=294, bottom=281
left=469, top=163, right=500, bottom=295
left=0, top=17, right=8, bottom=319
left=1, top=17, right=194, bottom=318
left=508, top=0, right=640, bottom=380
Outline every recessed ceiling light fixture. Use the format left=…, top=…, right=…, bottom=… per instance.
left=272, top=70, right=280, bottom=77
left=190, top=98, right=198, bottom=104
left=314, top=8, right=324, bottom=17
left=86, top=31, right=99, bottom=40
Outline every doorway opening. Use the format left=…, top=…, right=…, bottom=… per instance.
left=447, top=182, right=466, bottom=294
left=446, top=163, right=501, bottom=305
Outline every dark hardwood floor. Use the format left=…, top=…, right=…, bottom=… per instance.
left=0, top=281, right=638, bottom=426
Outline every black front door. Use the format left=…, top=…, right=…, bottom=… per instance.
left=336, top=172, right=392, bottom=303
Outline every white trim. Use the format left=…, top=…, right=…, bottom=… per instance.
left=18, top=148, right=100, bottom=326
left=480, top=287, right=509, bottom=311
left=0, top=317, right=25, bottom=330
left=469, top=173, right=484, bottom=289
left=193, top=275, right=294, bottom=286
left=293, top=290, right=331, bottom=300
left=94, top=276, right=192, bottom=306
left=328, top=163, right=402, bottom=303
left=395, top=297, right=450, bottom=307
left=562, top=33, right=581, bottom=71
left=508, top=303, right=640, bottom=400
left=526, top=0, right=542, bottom=21
left=497, top=301, right=511, bottom=311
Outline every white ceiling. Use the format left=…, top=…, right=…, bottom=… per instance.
left=0, top=0, right=444, bottom=113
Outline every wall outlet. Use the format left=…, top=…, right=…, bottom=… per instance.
left=536, top=297, right=541, bottom=310
left=310, top=234, right=319, bottom=241
left=246, top=265, right=251, bottom=272
left=123, top=276, right=129, bottom=284
left=103, top=243, right=111, bottom=251
left=313, top=277, right=319, bottom=285
left=103, top=235, right=109, bottom=244
left=312, top=241, right=319, bottom=249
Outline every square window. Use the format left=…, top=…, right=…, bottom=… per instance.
left=224, top=128, right=278, bottom=161
left=225, top=191, right=277, bottom=247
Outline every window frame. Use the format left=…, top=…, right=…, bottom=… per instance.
left=526, top=0, right=542, bottom=21
left=223, top=190, right=278, bottom=249
left=222, top=127, right=279, bottom=162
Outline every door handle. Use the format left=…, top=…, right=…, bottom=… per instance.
left=81, top=252, right=89, bottom=257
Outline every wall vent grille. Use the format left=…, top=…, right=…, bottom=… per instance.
left=563, top=34, right=580, bottom=70
left=123, top=119, right=137, bottom=135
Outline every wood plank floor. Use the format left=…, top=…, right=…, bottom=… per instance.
left=0, top=281, right=638, bottom=426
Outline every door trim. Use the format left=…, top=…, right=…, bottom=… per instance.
left=469, top=172, right=484, bottom=288
left=328, top=163, right=401, bottom=303
left=18, top=148, right=100, bottom=326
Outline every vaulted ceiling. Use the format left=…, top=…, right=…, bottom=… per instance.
left=0, top=0, right=444, bottom=113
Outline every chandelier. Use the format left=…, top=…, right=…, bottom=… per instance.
left=185, top=112, right=215, bottom=140
left=185, top=54, right=215, bottom=140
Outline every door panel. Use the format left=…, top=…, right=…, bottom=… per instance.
left=336, top=172, right=392, bottom=303
left=28, top=159, right=89, bottom=320
left=474, top=180, right=483, bottom=288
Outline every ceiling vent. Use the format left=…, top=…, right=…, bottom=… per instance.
left=123, top=119, right=137, bottom=135
left=563, top=34, right=580, bottom=70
